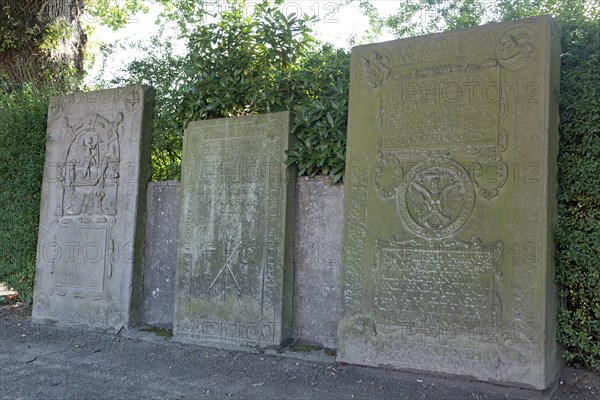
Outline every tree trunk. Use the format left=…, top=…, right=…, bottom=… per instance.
left=0, top=0, right=86, bottom=84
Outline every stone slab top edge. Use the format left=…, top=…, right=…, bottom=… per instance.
left=48, top=84, right=154, bottom=101
left=350, top=14, right=558, bottom=52
left=185, top=111, right=293, bottom=130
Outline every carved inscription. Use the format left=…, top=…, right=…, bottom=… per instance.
left=341, top=151, right=368, bottom=310
left=389, top=31, right=498, bottom=65
left=200, top=120, right=281, bottom=141
left=180, top=135, right=278, bottom=305
left=54, top=228, right=107, bottom=290
left=374, top=239, right=501, bottom=326
left=177, top=319, right=275, bottom=343
left=380, top=68, right=501, bottom=149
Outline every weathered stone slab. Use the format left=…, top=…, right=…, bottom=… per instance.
left=293, top=176, right=343, bottom=349
left=339, top=16, right=561, bottom=389
left=173, top=112, right=295, bottom=348
left=32, top=85, right=154, bottom=330
left=142, top=181, right=181, bottom=327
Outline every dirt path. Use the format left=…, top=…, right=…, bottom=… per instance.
left=1, top=304, right=598, bottom=400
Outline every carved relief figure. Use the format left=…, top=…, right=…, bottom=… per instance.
left=62, top=117, right=75, bottom=139
left=496, top=30, right=536, bottom=71
left=123, top=89, right=140, bottom=111
left=113, top=112, right=124, bottom=135
left=49, top=98, right=65, bottom=119
left=498, top=34, right=534, bottom=61
left=93, top=190, right=105, bottom=213
left=82, top=136, right=98, bottom=179
left=363, top=51, right=391, bottom=90
left=58, top=114, right=121, bottom=218
left=66, top=161, right=76, bottom=187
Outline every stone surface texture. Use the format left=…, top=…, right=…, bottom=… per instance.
left=173, top=112, right=296, bottom=348
left=293, top=176, right=344, bottom=349
left=32, top=85, right=154, bottom=330
left=142, top=181, right=180, bottom=327
left=338, top=16, right=561, bottom=389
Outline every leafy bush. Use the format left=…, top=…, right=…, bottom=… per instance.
left=113, top=0, right=349, bottom=182
left=555, top=19, right=600, bottom=371
left=107, top=36, right=187, bottom=181
left=0, top=82, right=50, bottom=303
left=177, top=2, right=315, bottom=123
left=285, top=45, right=349, bottom=182
left=174, top=1, right=350, bottom=183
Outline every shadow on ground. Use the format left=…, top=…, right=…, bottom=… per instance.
left=1, top=304, right=598, bottom=400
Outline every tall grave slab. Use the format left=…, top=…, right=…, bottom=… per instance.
left=174, top=112, right=295, bottom=348
left=32, top=86, right=154, bottom=330
left=339, top=17, right=561, bottom=389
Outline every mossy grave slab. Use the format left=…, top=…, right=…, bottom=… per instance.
left=338, top=16, right=561, bottom=390
left=174, top=112, right=295, bottom=349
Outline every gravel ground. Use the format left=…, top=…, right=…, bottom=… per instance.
left=1, top=304, right=598, bottom=400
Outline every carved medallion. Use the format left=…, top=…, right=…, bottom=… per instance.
left=398, top=158, right=475, bottom=238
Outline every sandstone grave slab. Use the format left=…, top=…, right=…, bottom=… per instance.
left=174, top=112, right=295, bottom=348
left=32, top=85, right=154, bottom=330
left=338, top=17, right=561, bottom=389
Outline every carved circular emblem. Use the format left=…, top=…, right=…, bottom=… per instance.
left=398, top=158, right=475, bottom=238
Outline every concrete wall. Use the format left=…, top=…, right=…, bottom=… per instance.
left=292, top=176, right=343, bottom=349
left=142, top=178, right=344, bottom=349
left=142, top=181, right=180, bottom=327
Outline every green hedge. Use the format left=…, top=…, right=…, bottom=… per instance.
left=0, top=83, right=50, bottom=304
left=555, top=20, right=600, bottom=371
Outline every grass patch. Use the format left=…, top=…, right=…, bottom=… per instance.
left=324, top=348, right=336, bottom=357
left=142, top=326, right=173, bottom=338
left=289, top=343, right=322, bottom=353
